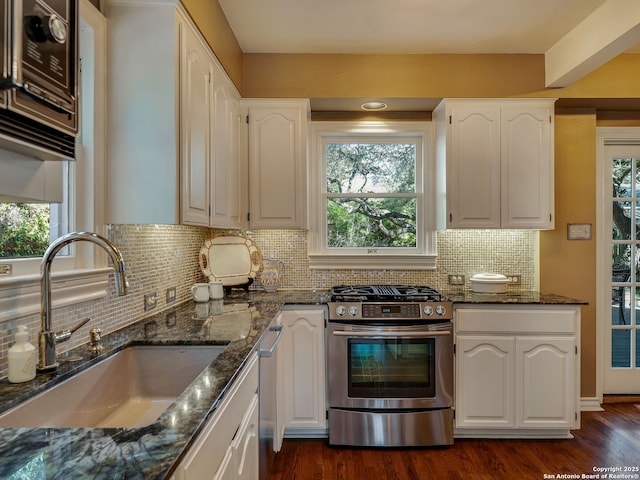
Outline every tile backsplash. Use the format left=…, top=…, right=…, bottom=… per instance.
left=0, top=225, right=536, bottom=379
left=245, top=228, right=537, bottom=292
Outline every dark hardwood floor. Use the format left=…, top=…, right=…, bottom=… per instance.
left=270, top=403, right=640, bottom=480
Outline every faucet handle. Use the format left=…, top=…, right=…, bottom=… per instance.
left=55, top=317, right=91, bottom=343
left=89, top=327, right=103, bottom=354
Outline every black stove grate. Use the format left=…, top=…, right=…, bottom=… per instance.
left=330, top=285, right=442, bottom=302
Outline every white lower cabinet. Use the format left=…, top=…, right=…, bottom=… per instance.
left=277, top=308, right=327, bottom=435
left=175, top=352, right=259, bottom=480
left=517, top=336, right=576, bottom=428
left=229, top=395, right=259, bottom=480
left=454, top=305, right=581, bottom=438
left=456, top=335, right=515, bottom=429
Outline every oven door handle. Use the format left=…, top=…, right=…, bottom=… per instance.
left=332, top=330, right=450, bottom=338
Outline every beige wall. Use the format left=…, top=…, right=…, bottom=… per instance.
left=242, top=54, right=546, bottom=99
left=240, top=53, right=640, bottom=101
left=540, top=113, right=598, bottom=397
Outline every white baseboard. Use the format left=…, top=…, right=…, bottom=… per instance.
left=580, top=397, right=604, bottom=411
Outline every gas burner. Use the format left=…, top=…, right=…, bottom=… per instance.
left=331, top=285, right=377, bottom=295
left=330, top=285, right=442, bottom=302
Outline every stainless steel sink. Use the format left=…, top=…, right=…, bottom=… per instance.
left=0, top=345, right=226, bottom=429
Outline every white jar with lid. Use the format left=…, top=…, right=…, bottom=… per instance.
left=8, top=325, right=36, bottom=383
left=470, top=273, right=509, bottom=293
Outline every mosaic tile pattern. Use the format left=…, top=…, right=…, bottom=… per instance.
left=0, top=225, right=536, bottom=379
left=238, top=228, right=537, bottom=292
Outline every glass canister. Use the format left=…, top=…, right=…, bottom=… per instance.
left=260, top=258, right=285, bottom=293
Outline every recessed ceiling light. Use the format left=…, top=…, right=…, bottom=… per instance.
left=360, top=101, right=388, bottom=111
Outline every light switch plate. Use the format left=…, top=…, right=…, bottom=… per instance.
left=567, top=223, right=592, bottom=240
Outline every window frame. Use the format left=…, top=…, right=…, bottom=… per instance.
left=0, top=0, right=111, bottom=323
left=308, top=121, right=437, bottom=270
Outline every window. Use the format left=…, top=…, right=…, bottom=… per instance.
left=0, top=162, right=71, bottom=263
left=308, top=122, right=436, bottom=269
left=0, top=0, right=109, bottom=323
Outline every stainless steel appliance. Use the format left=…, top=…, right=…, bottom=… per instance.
left=258, top=319, right=284, bottom=480
left=327, top=285, right=454, bottom=447
left=0, top=0, right=78, bottom=160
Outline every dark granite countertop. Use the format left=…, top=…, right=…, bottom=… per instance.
left=445, top=290, right=588, bottom=305
left=0, top=289, right=328, bottom=480
left=0, top=286, right=584, bottom=479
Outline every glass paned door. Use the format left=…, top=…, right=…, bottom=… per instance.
left=607, top=145, right=640, bottom=393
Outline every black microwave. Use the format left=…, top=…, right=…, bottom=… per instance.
left=0, top=0, right=78, bottom=160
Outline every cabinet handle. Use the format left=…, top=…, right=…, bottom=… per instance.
left=259, top=325, right=283, bottom=357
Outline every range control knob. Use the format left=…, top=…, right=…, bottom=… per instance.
left=335, top=305, right=346, bottom=316
left=435, top=305, right=447, bottom=316
left=423, top=305, right=434, bottom=316
left=348, top=306, right=359, bottom=316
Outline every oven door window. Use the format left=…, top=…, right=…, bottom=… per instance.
left=347, top=337, right=436, bottom=398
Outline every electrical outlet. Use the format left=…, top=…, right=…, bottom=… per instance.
left=506, top=275, right=521, bottom=285
left=144, top=292, right=157, bottom=311
left=166, top=287, right=177, bottom=304
left=448, top=274, right=465, bottom=285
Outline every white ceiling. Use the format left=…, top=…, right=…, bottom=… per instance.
left=219, top=0, right=616, bottom=54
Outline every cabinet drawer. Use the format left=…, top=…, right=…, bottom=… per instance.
left=455, top=307, right=578, bottom=334
left=180, top=352, right=259, bottom=480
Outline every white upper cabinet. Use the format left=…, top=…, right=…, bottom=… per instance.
left=210, top=78, right=247, bottom=229
left=106, top=1, right=245, bottom=227
left=106, top=1, right=183, bottom=224
left=180, top=11, right=245, bottom=229
left=226, top=95, right=248, bottom=229
left=179, top=18, right=213, bottom=226
left=434, top=99, right=556, bottom=229
left=245, top=99, right=309, bottom=229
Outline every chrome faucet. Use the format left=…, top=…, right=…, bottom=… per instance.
left=38, top=231, right=128, bottom=372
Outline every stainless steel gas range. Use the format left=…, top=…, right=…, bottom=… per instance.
left=327, top=285, right=454, bottom=448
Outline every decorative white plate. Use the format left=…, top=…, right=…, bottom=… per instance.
left=199, top=235, right=261, bottom=286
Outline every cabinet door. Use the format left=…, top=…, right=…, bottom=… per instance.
left=516, top=336, right=576, bottom=428
left=210, top=72, right=231, bottom=227
left=226, top=94, right=247, bottom=229
left=448, top=105, right=501, bottom=228
left=501, top=105, right=554, bottom=229
left=232, top=395, right=259, bottom=480
left=213, top=449, right=234, bottom=480
left=455, top=335, right=515, bottom=428
left=247, top=101, right=308, bottom=228
left=179, top=21, right=212, bottom=226
left=278, top=309, right=326, bottom=431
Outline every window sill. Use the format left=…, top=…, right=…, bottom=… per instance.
left=308, top=254, right=437, bottom=270
left=0, top=267, right=114, bottom=323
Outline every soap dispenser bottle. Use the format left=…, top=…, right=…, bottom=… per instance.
left=8, top=325, right=36, bottom=383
